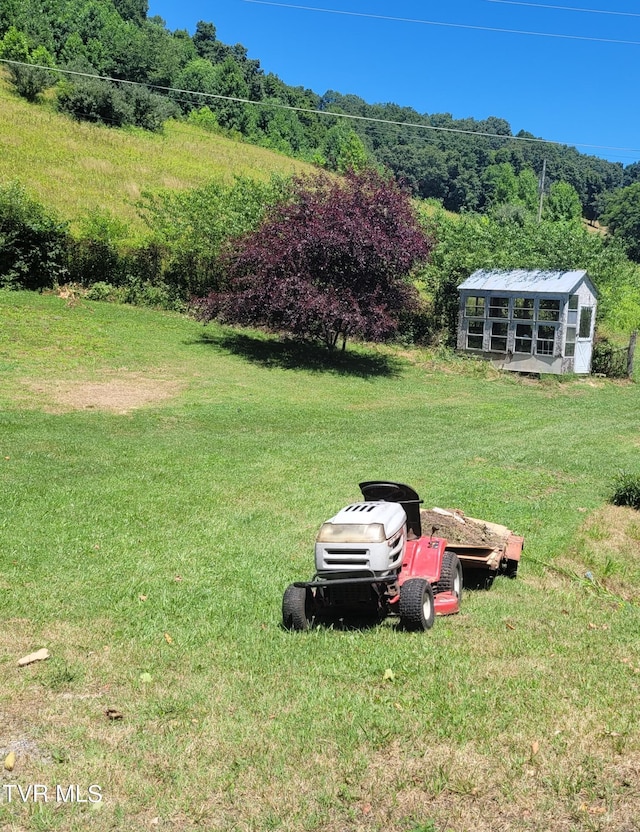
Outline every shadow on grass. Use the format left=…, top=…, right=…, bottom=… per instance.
left=280, top=615, right=386, bottom=633
left=191, top=330, right=404, bottom=379
left=286, top=615, right=435, bottom=632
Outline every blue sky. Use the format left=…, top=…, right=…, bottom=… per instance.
left=147, top=0, right=640, bottom=167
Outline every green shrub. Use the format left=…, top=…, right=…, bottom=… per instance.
left=57, top=73, right=178, bottom=132
left=591, top=335, right=629, bottom=378
left=396, top=299, right=435, bottom=346
left=85, top=281, right=125, bottom=302
left=123, top=85, right=179, bottom=132
left=85, top=279, right=184, bottom=310
left=68, top=210, right=132, bottom=287
left=69, top=237, right=126, bottom=286
left=610, top=472, right=640, bottom=510
left=138, top=174, right=289, bottom=298
left=120, top=279, right=185, bottom=311
left=0, top=182, right=69, bottom=290
left=5, top=44, right=57, bottom=102
left=187, top=106, right=219, bottom=132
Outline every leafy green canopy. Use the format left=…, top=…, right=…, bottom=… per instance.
left=139, top=175, right=290, bottom=298
left=602, top=183, right=640, bottom=262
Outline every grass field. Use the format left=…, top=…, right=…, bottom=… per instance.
left=1, top=290, right=640, bottom=832
left=0, top=76, right=313, bottom=239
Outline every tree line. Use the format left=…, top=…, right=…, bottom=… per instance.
left=1, top=0, right=639, bottom=224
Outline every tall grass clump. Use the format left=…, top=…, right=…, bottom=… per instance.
left=610, top=471, right=640, bottom=509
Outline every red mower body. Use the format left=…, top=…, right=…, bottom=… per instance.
left=395, top=536, right=461, bottom=616
left=282, top=481, right=468, bottom=631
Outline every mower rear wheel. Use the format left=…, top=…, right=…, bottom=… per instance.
left=399, top=578, right=435, bottom=631
left=505, top=558, right=519, bottom=579
left=436, top=550, right=463, bottom=600
left=282, top=584, right=313, bottom=631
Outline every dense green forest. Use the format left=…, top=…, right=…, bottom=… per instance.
left=1, top=0, right=638, bottom=217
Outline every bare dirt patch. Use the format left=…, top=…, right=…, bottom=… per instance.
left=21, top=374, right=184, bottom=414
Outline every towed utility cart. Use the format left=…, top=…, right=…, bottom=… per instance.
left=421, top=507, right=524, bottom=589
left=282, top=481, right=524, bottom=631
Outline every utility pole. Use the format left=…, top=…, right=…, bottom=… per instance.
left=537, top=158, right=547, bottom=223
left=627, top=330, right=637, bottom=379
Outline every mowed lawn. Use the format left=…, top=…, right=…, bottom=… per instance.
left=1, top=290, right=639, bottom=832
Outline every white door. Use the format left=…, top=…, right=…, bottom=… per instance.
left=574, top=306, right=594, bottom=373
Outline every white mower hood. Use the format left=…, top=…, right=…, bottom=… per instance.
left=326, top=501, right=407, bottom=538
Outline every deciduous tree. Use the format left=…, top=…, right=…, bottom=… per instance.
left=602, top=183, right=640, bottom=262
left=545, top=180, right=582, bottom=222
left=140, top=175, right=288, bottom=297
left=0, top=26, right=56, bottom=102
left=195, top=170, right=431, bottom=349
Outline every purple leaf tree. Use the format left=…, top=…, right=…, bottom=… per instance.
left=194, top=169, right=432, bottom=350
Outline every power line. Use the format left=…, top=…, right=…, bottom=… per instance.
left=1, top=58, right=638, bottom=159
left=486, top=0, right=640, bottom=18
left=242, top=0, right=640, bottom=46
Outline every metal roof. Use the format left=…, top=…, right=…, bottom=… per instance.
left=458, top=269, right=595, bottom=296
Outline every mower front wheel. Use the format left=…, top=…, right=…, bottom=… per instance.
left=282, top=584, right=314, bottom=631
left=399, top=578, right=435, bottom=631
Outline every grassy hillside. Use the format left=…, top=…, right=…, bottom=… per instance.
left=0, top=75, right=314, bottom=237
left=1, top=291, right=639, bottom=831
